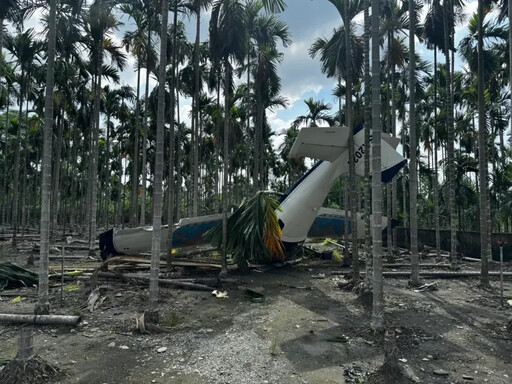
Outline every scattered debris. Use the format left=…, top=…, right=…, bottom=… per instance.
left=311, top=273, right=326, bottom=279
left=433, top=369, right=449, bottom=376
left=156, top=347, right=167, bottom=353
left=413, top=282, right=439, bottom=292
left=211, top=290, right=228, bottom=298
left=463, top=374, right=474, bottom=380
left=10, top=296, right=21, bottom=304
left=327, top=334, right=349, bottom=343
left=0, top=263, right=38, bottom=291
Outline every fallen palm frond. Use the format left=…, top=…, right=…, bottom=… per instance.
left=204, top=192, right=285, bottom=268
left=0, top=263, right=38, bottom=291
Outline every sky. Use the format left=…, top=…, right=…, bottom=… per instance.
left=20, top=0, right=485, bottom=150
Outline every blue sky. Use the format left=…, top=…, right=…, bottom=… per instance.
left=21, top=0, right=487, bottom=148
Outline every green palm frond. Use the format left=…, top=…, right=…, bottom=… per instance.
left=204, top=191, right=284, bottom=268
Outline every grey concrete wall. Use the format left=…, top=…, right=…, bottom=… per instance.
left=394, top=228, right=512, bottom=262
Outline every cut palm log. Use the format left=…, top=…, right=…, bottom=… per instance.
left=0, top=314, right=81, bottom=325
left=331, top=270, right=512, bottom=278
left=95, top=271, right=215, bottom=291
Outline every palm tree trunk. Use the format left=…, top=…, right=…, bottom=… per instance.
left=192, top=5, right=201, bottom=217
left=363, top=0, right=372, bottom=288
left=0, top=17, right=4, bottom=58
left=214, top=77, right=221, bottom=213
left=444, top=0, right=456, bottom=266
left=176, top=80, right=182, bottom=221
left=51, top=112, right=64, bottom=238
left=131, top=62, right=142, bottom=226
left=371, top=0, right=384, bottom=333
left=221, top=59, right=231, bottom=276
left=345, top=0, right=358, bottom=281
left=167, top=1, right=178, bottom=269
left=433, top=48, right=441, bottom=261
left=478, top=0, right=490, bottom=285
left=149, top=0, right=168, bottom=321
left=104, top=113, right=111, bottom=228
left=140, top=43, right=151, bottom=226
left=509, top=0, right=512, bottom=163
left=36, top=0, right=56, bottom=315
left=409, top=0, right=420, bottom=286
left=89, top=42, right=103, bottom=255
left=1, top=85, right=10, bottom=225
left=12, top=67, right=24, bottom=246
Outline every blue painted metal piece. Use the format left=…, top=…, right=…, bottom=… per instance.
left=172, top=220, right=219, bottom=248
left=307, top=216, right=351, bottom=238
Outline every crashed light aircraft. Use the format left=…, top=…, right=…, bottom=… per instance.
left=100, top=125, right=406, bottom=260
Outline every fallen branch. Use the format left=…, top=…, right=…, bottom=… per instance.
left=331, top=270, right=512, bottom=278
left=0, top=314, right=81, bottom=325
left=95, top=271, right=215, bottom=291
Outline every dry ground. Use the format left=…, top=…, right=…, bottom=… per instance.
left=0, top=240, right=511, bottom=384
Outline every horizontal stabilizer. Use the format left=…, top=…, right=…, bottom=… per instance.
left=290, top=127, right=349, bottom=162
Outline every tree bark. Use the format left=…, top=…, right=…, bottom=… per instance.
left=131, top=62, right=142, bottom=226
left=51, top=112, right=64, bottom=238
left=192, top=4, right=201, bottom=217
left=12, top=67, right=24, bottom=247
left=371, top=0, right=384, bottom=333
left=477, top=0, right=489, bottom=285
left=140, top=36, right=151, bottom=226
left=88, top=40, right=103, bottom=256
left=149, top=0, right=168, bottom=318
left=0, top=314, right=80, bottom=325
left=409, top=0, right=420, bottom=286
left=345, top=0, right=358, bottom=281
left=167, top=0, right=178, bottom=271
left=433, top=48, right=441, bottom=261
left=221, top=59, right=231, bottom=276
left=35, top=0, right=56, bottom=316
left=363, top=0, right=372, bottom=289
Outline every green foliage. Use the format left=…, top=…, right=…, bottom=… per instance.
left=0, top=262, right=38, bottom=291
left=204, top=191, right=285, bottom=268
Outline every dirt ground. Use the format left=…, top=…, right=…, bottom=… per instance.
left=1, top=239, right=512, bottom=384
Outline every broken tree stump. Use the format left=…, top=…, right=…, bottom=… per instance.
left=367, top=329, right=414, bottom=384
left=0, top=326, right=59, bottom=384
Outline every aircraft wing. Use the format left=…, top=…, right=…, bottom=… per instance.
left=289, top=127, right=350, bottom=162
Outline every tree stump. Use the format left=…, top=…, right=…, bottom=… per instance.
left=0, top=326, right=58, bottom=384
left=366, top=329, right=413, bottom=384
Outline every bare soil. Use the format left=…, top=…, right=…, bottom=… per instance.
left=1, top=239, right=511, bottom=384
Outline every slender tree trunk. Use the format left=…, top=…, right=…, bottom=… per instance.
left=20, top=108, right=28, bottom=236
left=51, top=112, right=64, bottom=237
left=36, top=0, right=56, bottom=315
left=141, top=37, right=151, bottom=226
left=221, top=59, right=231, bottom=276
left=1, top=86, right=10, bottom=224
left=363, top=0, right=372, bottom=289
left=214, top=78, right=221, bottom=213
left=88, top=42, right=103, bottom=255
left=409, top=0, right=420, bottom=286
left=433, top=49, right=441, bottom=261
left=149, top=0, right=168, bottom=321
left=12, top=67, right=25, bottom=246
left=104, top=113, right=111, bottom=228
left=478, top=0, right=490, bottom=285
left=192, top=5, right=201, bottom=217
left=371, top=0, right=384, bottom=333
left=176, top=80, right=182, bottom=221
left=0, top=17, right=4, bottom=58
left=509, top=0, right=512, bottom=162
left=167, top=1, right=178, bottom=267
left=345, top=0, right=358, bottom=281
left=444, top=0, right=456, bottom=266
left=131, top=62, right=142, bottom=226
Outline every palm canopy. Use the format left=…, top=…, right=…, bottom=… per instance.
left=293, top=97, right=335, bottom=128
left=209, top=0, right=247, bottom=65
left=309, top=25, right=364, bottom=80
left=458, top=12, right=507, bottom=77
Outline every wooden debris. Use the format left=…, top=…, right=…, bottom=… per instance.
left=0, top=314, right=81, bottom=325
